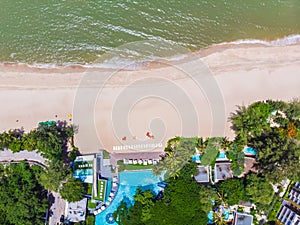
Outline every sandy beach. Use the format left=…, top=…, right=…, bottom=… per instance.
left=0, top=44, right=299, bottom=154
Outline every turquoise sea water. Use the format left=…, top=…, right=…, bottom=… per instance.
left=1, top=0, right=300, bottom=66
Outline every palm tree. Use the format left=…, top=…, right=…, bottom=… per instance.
left=197, top=137, right=206, bottom=154
left=221, top=137, right=232, bottom=152
left=213, top=211, right=227, bottom=225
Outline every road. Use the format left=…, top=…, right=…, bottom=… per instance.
left=48, top=192, right=66, bottom=225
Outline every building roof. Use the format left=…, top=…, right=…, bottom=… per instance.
left=214, top=162, right=233, bottom=183
left=194, top=165, right=209, bottom=183
left=288, top=182, right=300, bottom=207
left=234, top=212, right=253, bottom=225
left=66, top=198, right=87, bottom=223
left=244, top=157, right=258, bottom=174
left=277, top=202, right=300, bottom=225
left=277, top=182, right=300, bottom=225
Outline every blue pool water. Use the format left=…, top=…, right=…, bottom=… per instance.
left=73, top=169, right=94, bottom=183
left=95, top=171, right=162, bottom=225
left=73, top=169, right=93, bottom=176
left=244, top=146, right=257, bottom=155
left=192, top=154, right=201, bottom=162
left=218, top=152, right=227, bottom=159
left=208, top=211, right=213, bottom=224
left=105, top=179, right=112, bottom=202
left=224, top=209, right=230, bottom=220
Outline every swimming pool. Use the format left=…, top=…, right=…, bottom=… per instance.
left=95, top=171, right=162, bottom=225
left=192, top=154, right=201, bottom=162
left=218, top=152, right=227, bottom=159
left=244, top=146, right=257, bottom=155
left=73, top=169, right=93, bottom=183
left=74, top=169, right=93, bottom=176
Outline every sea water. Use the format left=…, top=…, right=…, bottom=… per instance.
left=1, top=0, right=300, bottom=66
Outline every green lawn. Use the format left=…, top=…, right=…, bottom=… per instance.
left=102, top=150, right=110, bottom=159
left=87, top=200, right=97, bottom=209
left=267, top=195, right=282, bottom=222
left=93, top=179, right=107, bottom=201
left=87, top=183, right=92, bottom=195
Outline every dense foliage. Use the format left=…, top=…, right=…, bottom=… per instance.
left=0, top=162, right=48, bottom=225
left=153, top=137, right=198, bottom=178
left=216, top=178, right=245, bottom=206
left=60, top=177, right=85, bottom=202
left=231, top=100, right=300, bottom=182
left=153, top=137, right=233, bottom=178
left=39, top=160, right=71, bottom=192
left=244, top=174, right=274, bottom=213
left=0, top=121, right=75, bottom=161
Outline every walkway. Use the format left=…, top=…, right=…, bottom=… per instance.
left=0, top=149, right=46, bottom=166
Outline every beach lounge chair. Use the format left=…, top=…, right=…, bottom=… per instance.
left=148, top=159, right=153, bottom=164
left=143, top=160, right=148, bottom=165
left=133, top=159, right=138, bottom=165
left=138, top=159, right=143, bottom=165
left=128, top=159, right=133, bottom=164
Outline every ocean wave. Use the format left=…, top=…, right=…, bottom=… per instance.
left=1, top=34, right=299, bottom=70
left=218, top=34, right=300, bottom=47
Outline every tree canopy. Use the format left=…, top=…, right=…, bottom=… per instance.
left=60, top=177, right=85, bottom=203
left=244, top=174, right=274, bottom=213
left=216, top=178, right=245, bottom=206
left=0, top=121, right=76, bottom=161
left=0, top=162, right=48, bottom=225
left=231, top=100, right=300, bottom=182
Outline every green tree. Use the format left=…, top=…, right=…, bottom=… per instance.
left=39, top=160, right=71, bottom=192
left=216, top=178, right=245, bottom=205
left=201, top=137, right=223, bottom=166
left=60, top=177, right=85, bottom=202
left=245, top=174, right=274, bottom=213
left=153, top=137, right=198, bottom=178
left=0, top=162, right=48, bottom=225
left=231, top=102, right=271, bottom=141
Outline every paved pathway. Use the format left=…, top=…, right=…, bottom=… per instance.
left=0, top=149, right=46, bottom=165
left=49, top=192, right=66, bottom=225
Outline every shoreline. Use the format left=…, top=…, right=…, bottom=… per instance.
left=0, top=43, right=300, bottom=154
left=1, top=34, right=300, bottom=72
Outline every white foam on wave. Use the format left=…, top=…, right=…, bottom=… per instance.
left=219, top=34, right=300, bottom=47
left=3, top=34, right=299, bottom=70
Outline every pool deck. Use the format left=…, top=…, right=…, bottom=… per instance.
left=110, top=151, right=163, bottom=167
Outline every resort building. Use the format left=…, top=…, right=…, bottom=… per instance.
left=233, top=212, right=253, bottom=225
left=65, top=198, right=87, bottom=223
left=214, top=162, right=233, bottom=183
left=194, top=164, right=210, bottom=183
left=277, top=182, right=300, bottom=225
left=72, top=152, right=116, bottom=215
